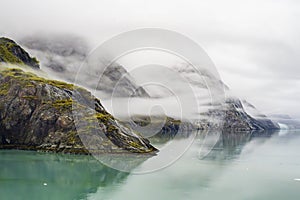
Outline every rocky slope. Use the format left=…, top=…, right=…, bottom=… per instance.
left=199, top=98, right=279, bottom=131
left=0, top=38, right=157, bottom=154
left=173, top=63, right=279, bottom=131
left=126, top=97, right=279, bottom=140
left=221, top=98, right=279, bottom=131
left=0, top=37, right=39, bottom=68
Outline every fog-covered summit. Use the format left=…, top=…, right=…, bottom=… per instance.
left=20, top=35, right=149, bottom=98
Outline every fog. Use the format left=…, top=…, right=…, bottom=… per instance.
left=1, top=0, right=299, bottom=118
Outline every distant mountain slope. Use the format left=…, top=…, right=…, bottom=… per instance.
left=21, top=35, right=278, bottom=131
left=223, top=98, right=279, bottom=130
left=172, top=63, right=279, bottom=131
left=20, top=35, right=149, bottom=97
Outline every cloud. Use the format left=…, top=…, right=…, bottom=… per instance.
left=0, top=0, right=299, bottom=118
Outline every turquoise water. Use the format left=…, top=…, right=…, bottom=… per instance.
left=1, top=130, right=300, bottom=200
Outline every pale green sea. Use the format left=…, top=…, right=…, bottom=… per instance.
left=1, top=129, right=300, bottom=200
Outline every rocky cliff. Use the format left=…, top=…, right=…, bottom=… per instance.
left=0, top=38, right=157, bottom=154
left=222, top=98, right=279, bottom=131
left=173, top=63, right=279, bottom=131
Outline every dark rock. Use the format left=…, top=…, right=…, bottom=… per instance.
left=0, top=68, right=157, bottom=154
left=0, top=37, right=157, bottom=154
left=205, top=98, right=280, bottom=131
left=121, top=115, right=195, bottom=144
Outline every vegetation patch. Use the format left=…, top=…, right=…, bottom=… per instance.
left=52, top=99, right=73, bottom=110
left=94, top=113, right=113, bottom=122
left=0, top=46, right=24, bottom=64
left=0, top=37, right=39, bottom=68
left=0, top=68, right=74, bottom=90
left=0, top=82, right=10, bottom=95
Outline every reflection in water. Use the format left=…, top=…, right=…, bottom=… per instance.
left=89, top=129, right=300, bottom=200
left=198, top=129, right=279, bottom=160
left=0, top=151, right=128, bottom=200
left=93, top=153, right=154, bottom=173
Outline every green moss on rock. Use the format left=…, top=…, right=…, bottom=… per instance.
left=0, top=45, right=24, bottom=64
left=0, top=67, right=157, bottom=154
left=0, top=37, right=39, bottom=68
left=0, top=82, right=10, bottom=95
left=52, top=99, right=73, bottom=110
left=0, top=68, right=74, bottom=90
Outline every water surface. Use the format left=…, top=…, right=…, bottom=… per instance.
left=1, top=129, right=300, bottom=200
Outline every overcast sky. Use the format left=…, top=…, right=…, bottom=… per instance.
left=1, top=0, right=299, bottom=118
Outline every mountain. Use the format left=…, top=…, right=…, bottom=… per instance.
left=121, top=115, right=195, bottom=143
left=0, top=37, right=157, bottom=154
left=20, top=35, right=279, bottom=132
left=20, top=35, right=149, bottom=97
left=172, top=63, right=279, bottom=131
left=222, top=98, right=279, bottom=131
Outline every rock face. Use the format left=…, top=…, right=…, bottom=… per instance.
left=20, top=35, right=149, bottom=97
left=172, top=63, right=279, bottom=131
left=222, top=98, right=279, bottom=131
left=0, top=68, right=156, bottom=154
left=0, top=38, right=156, bottom=154
left=0, top=37, right=39, bottom=69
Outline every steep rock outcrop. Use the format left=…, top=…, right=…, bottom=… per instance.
left=222, top=98, right=279, bottom=130
left=201, top=98, right=279, bottom=131
left=0, top=68, right=156, bottom=153
left=173, top=63, right=279, bottom=131
left=0, top=37, right=157, bottom=154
